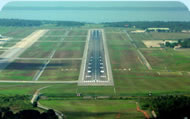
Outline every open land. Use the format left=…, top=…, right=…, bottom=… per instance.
left=39, top=100, right=144, bottom=119
left=1, top=26, right=190, bottom=118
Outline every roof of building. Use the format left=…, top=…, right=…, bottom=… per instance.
left=147, top=28, right=170, bottom=30
left=131, top=30, right=146, bottom=33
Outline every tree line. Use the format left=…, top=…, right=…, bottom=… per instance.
left=0, top=95, right=59, bottom=119
left=141, top=95, right=190, bottom=119
left=0, top=107, right=58, bottom=119
left=0, top=19, right=85, bottom=27
left=103, top=21, right=190, bottom=32
left=165, top=39, right=190, bottom=48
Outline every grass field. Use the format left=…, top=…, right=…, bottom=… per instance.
left=40, top=84, right=114, bottom=97
left=0, top=83, right=48, bottom=95
left=129, top=32, right=190, bottom=41
left=0, top=60, right=44, bottom=81
left=40, top=100, right=144, bottom=119
left=106, top=32, right=147, bottom=71
left=53, top=42, right=85, bottom=58
left=129, top=32, right=190, bottom=49
left=39, top=60, right=81, bottom=81
left=141, top=49, right=190, bottom=71
left=0, top=27, right=36, bottom=39
left=0, top=28, right=87, bottom=81
left=1, top=26, right=190, bottom=119
left=113, top=71, right=190, bottom=96
left=40, top=84, right=78, bottom=97
left=45, top=29, right=67, bottom=36
left=68, top=29, right=88, bottom=36
left=0, top=27, right=37, bottom=49
left=0, top=51, right=4, bottom=55
left=20, top=42, right=58, bottom=58
left=64, top=36, right=87, bottom=41
left=104, top=28, right=190, bottom=96
left=38, top=36, right=63, bottom=41
left=38, top=29, right=66, bottom=41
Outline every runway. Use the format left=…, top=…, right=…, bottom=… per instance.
left=78, top=29, right=114, bottom=86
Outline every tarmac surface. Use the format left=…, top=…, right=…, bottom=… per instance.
left=78, top=29, right=114, bottom=86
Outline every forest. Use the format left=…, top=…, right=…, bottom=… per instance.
left=0, top=108, right=58, bottom=119
left=0, top=19, right=85, bottom=27
left=141, top=96, right=190, bottom=119
left=104, top=21, right=190, bottom=32
left=165, top=39, right=190, bottom=48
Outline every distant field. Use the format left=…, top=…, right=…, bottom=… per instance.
left=39, top=36, right=63, bottom=41
left=0, top=28, right=87, bottom=81
left=64, top=36, right=87, bottom=41
left=141, top=49, right=190, bottom=71
left=0, top=83, right=47, bottom=95
left=40, top=100, right=144, bottom=119
left=20, top=29, right=86, bottom=58
left=0, top=42, right=17, bottom=48
left=0, top=51, right=4, bottom=55
left=45, top=29, right=67, bottom=36
left=53, top=42, right=85, bottom=58
left=0, top=60, right=44, bottom=81
left=130, top=32, right=190, bottom=41
left=38, top=29, right=66, bottom=41
left=40, top=84, right=78, bottom=97
left=78, top=86, right=115, bottom=96
left=0, top=27, right=37, bottom=49
left=0, top=27, right=36, bottom=39
left=106, top=32, right=147, bottom=71
left=20, top=42, right=58, bottom=58
left=113, top=71, right=190, bottom=96
left=1, top=27, right=190, bottom=119
left=104, top=28, right=190, bottom=96
left=39, top=60, right=81, bottom=81
left=68, top=30, right=88, bottom=36
left=104, top=27, right=134, bottom=33
left=0, top=27, right=190, bottom=95
left=40, top=84, right=115, bottom=97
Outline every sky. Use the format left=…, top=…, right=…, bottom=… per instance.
left=0, top=0, right=190, bottom=11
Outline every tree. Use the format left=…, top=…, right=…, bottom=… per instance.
left=40, top=109, right=58, bottom=119
left=165, top=42, right=171, bottom=47
left=0, top=108, right=59, bottom=119
left=142, top=96, right=190, bottom=119
left=17, top=110, right=41, bottom=119
left=3, top=111, right=14, bottom=119
left=32, top=102, right=38, bottom=108
left=181, top=39, right=190, bottom=48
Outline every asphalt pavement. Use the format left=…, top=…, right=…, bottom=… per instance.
left=78, top=29, right=114, bottom=86
left=84, top=30, right=107, bottom=82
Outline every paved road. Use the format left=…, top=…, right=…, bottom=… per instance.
left=31, top=86, right=50, bottom=104
left=31, top=86, right=64, bottom=119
